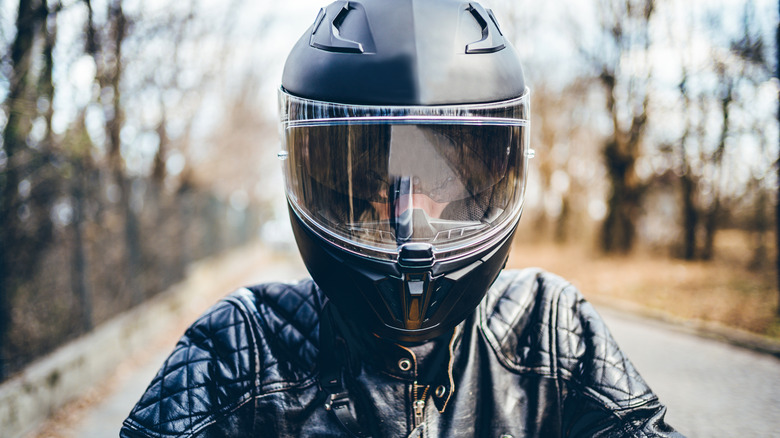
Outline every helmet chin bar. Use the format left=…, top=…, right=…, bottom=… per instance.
left=288, top=203, right=517, bottom=342
left=397, top=242, right=434, bottom=329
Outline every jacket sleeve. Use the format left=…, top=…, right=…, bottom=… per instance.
left=554, top=285, right=684, bottom=438
left=120, top=298, right=258, bottom=438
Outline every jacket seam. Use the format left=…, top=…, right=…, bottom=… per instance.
left=225, top=292, right=263, bottom=435
left=122, top=392, right=254, bottom=438
left=259, top=375, right=319, bottom=394
left=550, top=280, right=565, bottom=429
left=479, top=272, right=562, bottom=376
left=189, top=394, right=255, bottom=437
left=562, top=373, right=661, bottom=414
left=228, top=288, right=324, bottom=415
left=121, top=420, right=158, bottom=438
left=559, top=374, right=661, bottom=421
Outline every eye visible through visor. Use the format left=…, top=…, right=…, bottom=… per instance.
left=280, top=89, right=530, bottom=260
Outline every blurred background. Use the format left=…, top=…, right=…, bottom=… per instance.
left=0, top=0, right=777, bottom=396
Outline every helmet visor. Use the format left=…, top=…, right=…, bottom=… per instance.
left=279, top=89, right=530, bottom=261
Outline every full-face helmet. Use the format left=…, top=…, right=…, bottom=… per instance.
left=279, top=0, right=531, bottom=342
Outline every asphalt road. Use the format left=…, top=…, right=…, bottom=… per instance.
left=44, top=258, right=780, bottom=437
left=598, top=307, right=780, bottom=437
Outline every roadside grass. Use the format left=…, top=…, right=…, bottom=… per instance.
left=507, top=230, right=780, bottom=340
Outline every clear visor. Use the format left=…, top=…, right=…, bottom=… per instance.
left=279, top=88, right=530, bottom=261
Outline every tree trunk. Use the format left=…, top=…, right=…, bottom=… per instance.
left=677, top=72, right=699, bottom=260
left=681, top=170, right=698, bottom=260
left=601, top=138, right=640, bottom=253
left=701, top=197, right=720, bottom=261
left=595, top=0, right=654, bottom=254
left=0, top=0, right=43, bottom=381
left=749, top=184, right=769, bottom=270
left=71, top=156, right=93, bottom=332
left=103, top=0, right=143, bottom=305
left=701, top=78, right=732, bottom=261
left=775, top=0, right=779, bottom=316
left=554, top=197, right=570, bottom=244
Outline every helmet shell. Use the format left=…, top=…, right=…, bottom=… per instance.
left=282, top=0, right=526, bottom=105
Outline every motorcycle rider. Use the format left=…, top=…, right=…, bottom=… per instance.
left=121, top=0, right=682, bottom=436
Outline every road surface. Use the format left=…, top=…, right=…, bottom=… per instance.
left=599, top=307, right=780, bottom=437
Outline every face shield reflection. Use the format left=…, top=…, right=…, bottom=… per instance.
left=282, top=119, right=527, bottom=255
left=361, top=125, right=488, bottom=243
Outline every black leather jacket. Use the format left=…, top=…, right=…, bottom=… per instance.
left=121, top=269, right=682, bottom=437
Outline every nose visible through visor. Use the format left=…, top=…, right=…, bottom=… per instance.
left=385, top=125, right=463, bottom=243
left=391, top=177, right=446, bottom=243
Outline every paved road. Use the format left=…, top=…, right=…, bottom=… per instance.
left=598, top=307, right=780, bottom=437
left=57, top=262, right=780, bottom=437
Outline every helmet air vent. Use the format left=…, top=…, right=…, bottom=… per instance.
left=464, top=3, right=505, bottom=54
left=309, top=1, right=376, bottom=54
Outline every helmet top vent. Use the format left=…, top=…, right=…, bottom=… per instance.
left=310, top=1, right=376, bottom=54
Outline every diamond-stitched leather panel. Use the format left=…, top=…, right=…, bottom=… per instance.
left=241, top=281, right=322, bottom=388
left=121, top=281, right=323, bottom=437
left=122, top=298, right=256, bottom=437
left=483, top=269, right=656, bottom=413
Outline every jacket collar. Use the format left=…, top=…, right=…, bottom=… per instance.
left=346, top=323, right=464, bottom=413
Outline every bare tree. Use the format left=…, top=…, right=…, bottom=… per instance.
left=723, top=1, right=775, bottom=268
left=67, top=113, right=95, bottom=331
left=0, top=0, right=277, bottom=380
left=699, top=58, right=734, bottom=260
left=585, top=0, right=656, bottom=253
left=87, top=0, right=143, bottom=305
left=664, top=1, right=776, bottom=266
left=675, top=53, right=699, bottom=260
left=776, top=0, right=779, bottom=315
left=0, top=0, right=48, bottom=381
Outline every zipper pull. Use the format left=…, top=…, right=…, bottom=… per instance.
left=413, top=399, right=425, bottom=427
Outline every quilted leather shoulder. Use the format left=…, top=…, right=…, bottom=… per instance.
left=121, top=280, right=323, bottom=437
left=480, top=268, right=657, bottom=412
left=121, top=297, right=257, bottom=437
left=239, top=280, right=323, bottom=390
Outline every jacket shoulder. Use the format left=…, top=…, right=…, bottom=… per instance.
left=240, top=279, right=322, bottom=389
left=481, top=268, right=657, bottom=411
left=480, top=268, right=567, bottom=372
left=122, top=296, right=258, bottom=437
left=121, top=279, right=322, bottom=437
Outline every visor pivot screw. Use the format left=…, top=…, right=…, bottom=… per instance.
left=277, top=151, right=289, bottom=161
left=398, top=358, right=412, bottom=371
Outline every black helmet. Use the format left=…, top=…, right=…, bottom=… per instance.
left=279, top=0, right=531, bottom=342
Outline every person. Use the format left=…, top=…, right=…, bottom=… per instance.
left=121, top=0, right=683, bottom=436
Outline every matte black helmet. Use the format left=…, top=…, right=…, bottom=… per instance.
left=279, top=0, right=531, bottom=342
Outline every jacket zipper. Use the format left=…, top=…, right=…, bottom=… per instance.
left=413, top=382, right=429, bottom=429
